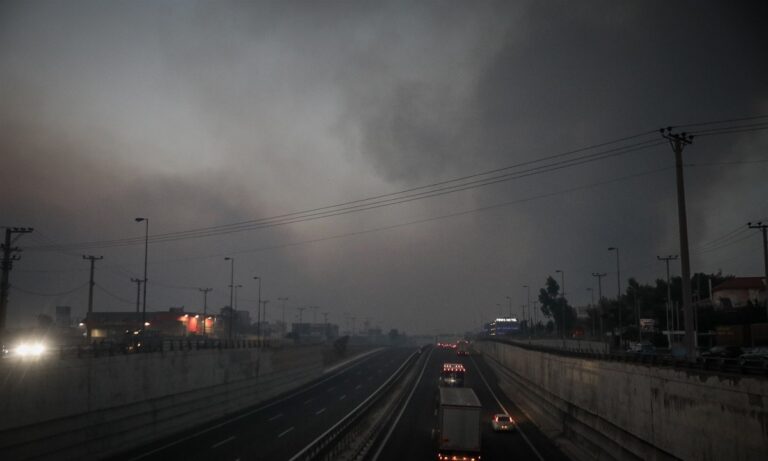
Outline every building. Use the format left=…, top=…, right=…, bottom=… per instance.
left=712, top=277, right=766, bottom=309
left=86, top=307, right=214, bottom=340
left=290, top=322, right=339, bottom=340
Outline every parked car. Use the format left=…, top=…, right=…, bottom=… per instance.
left=739, top=347, right=768, bottom=367
left=700, top=346, right=743, bottom=359
left=627, top=341, right=656, bottom=356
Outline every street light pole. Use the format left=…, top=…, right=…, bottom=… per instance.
left=277, top=297, right=288, bottom=335
left=135, top=218, right=149, bottom=330
left=608, top=247, right=621, bottom=344
left=658, top=255, right=678, bottom=347
left=505, top=296, right=512, bottom=319
left=225, top=257, right=235, bottom=340
left=592, top=272, right=607, bottom=343
left=198, top=288, right=212, bottom=336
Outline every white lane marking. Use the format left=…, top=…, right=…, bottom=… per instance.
left=354, top=384, right=362, bottom=390
left=371, top=348, right=435, bottom=461
left=278, top=427, right=294, bottom=438
left=327, top=386, right=336, bottom=392
left=315, top=407, right=326, bottom=415
left=470, top=354, right=546, bottom=461
left=303, top=398, right=314, bottom=404
left=289, top=350, right=418, bottom=461
left=210, top=436, right=235, bottom=449
left=268, top=413, right=283, bottom=421
left=339, top=394, right=346, bottom=400
left=126, top=349, right=388, bottom=461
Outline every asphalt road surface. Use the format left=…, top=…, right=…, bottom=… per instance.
left=374, top=346, right=570, bottom=461
left=112, top=347, right=416, bottom=461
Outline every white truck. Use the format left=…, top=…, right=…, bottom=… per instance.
left=436, top=387, right=482, bottom=461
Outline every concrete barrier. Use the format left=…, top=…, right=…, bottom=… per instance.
left=476, top=340, right=768, bottom=461
left=0, top=345, right=325, bottom=460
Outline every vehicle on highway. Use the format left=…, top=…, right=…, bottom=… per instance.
left=700, top=345, right=743, bottom=359
left=491, top=413, right=515, bottom=432
left=439, top=362, right=466, bottom=387
left=456, top=340, right=470, bottom=356
left=436, top=387, right=482, bottom=461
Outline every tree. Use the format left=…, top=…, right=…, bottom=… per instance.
left=537, top=276, right=577, bottom=336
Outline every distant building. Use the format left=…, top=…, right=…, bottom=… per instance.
left=488, top=318, right=520, bottom=336
left=712, top=277, right=766, bottom=309
left=290, top=322, right=339, bottom=340
left=86, top=308, right=214, bottom=340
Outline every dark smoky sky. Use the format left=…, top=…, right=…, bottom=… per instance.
left=1, top=0, right=767, bottom=334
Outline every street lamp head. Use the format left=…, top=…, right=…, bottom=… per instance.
left=135, top=217, right=146, bottom=223
left=254, top=276, right=260, bottom=280
left=225, top=257, right=232, bottom=261
left=608, top=247, right=616, bottom=251
left=555, top=269, right=562, bottom=273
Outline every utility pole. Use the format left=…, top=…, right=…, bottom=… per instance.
left=254, top=277, right=262, bottom=345
left=661, top=128, right=695, bottom=360
left=198, top=288, right=212, bottom=336
left=0, top=227, right=33, bottom=332
left=607, top=248, right=621, bottom=344
left=225, top=257, right=235, bottom=340
left=310, top=306, right=319, bottom=324
left=523, top=285, right=530, bottom=329
left=134, top=218, right=149, bottom=330
left=131, top=278, right=143, bottom=313
left=555, top=270, right=566, bottom=340
left=277, top=297, right=288, bottom=334
left=261, top=300, right=270, bottom=342
left=592, top=272, right=607, bottom=343
left=748, top=222, right=768, bottom=319
left=82, top=255, right=103, bottom=341
left=296, top=306, right=307, bottom=338
left=658, top=255, right=678, bottom=347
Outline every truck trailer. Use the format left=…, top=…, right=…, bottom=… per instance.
left=436, top=387, right=482, bottom=461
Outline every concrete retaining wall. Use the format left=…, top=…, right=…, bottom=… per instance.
left=476, top=340, right=768, bottom=461
left=0, top=345, right=325, bottom=460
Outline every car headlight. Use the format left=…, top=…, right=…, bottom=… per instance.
left=15, top=342, right=46, bottom=357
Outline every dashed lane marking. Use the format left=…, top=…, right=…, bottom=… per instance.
left=315, top=408, right=326, bottom=415
left=268, top=413, right=283, bottom=421
left=211, top=436, right=235, bottom=449
left=278, top=427, right=294, bottom=438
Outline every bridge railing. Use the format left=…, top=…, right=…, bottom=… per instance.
left=487, top=337, right=768, bottom=377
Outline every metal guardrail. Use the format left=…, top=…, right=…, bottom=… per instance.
left=289, top=349, right=421, bottom=461
left=488, top=338, right=768, bottom=377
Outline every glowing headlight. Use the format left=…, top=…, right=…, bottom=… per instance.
left=15, top=342, right=46, bottom=357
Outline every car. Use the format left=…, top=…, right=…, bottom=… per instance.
left=739, top=347, right=768, bottom=367
left=491, top=413, right=515, bottom=432
left=700, top=346, right=743, bottom=359
left=627, top=341, right=656, bottom=356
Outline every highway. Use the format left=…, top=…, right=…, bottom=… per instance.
left=373, top=345, right=570, bottom=461
left=112, top=347, right=415, bottom=461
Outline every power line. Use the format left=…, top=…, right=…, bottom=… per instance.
left=152, top=166, right=674, bottom=265
left=11, top=282, right=88, bottom=297
left=29, top=137, right=666, bottom=251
